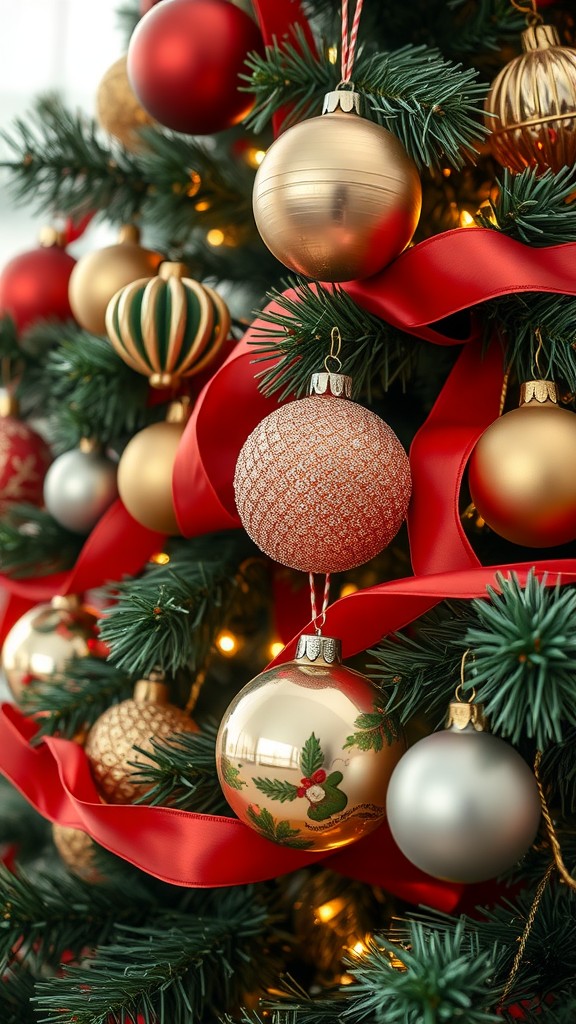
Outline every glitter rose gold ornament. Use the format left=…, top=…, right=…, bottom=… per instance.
left=96, top=55, right=156, bottom=151
left=85, top=669, right=198, bottom=804
left=468, top=380, right=576, bottom=547
left=217, top=633, right=405, bottom=852
left=234, top=368, right=411, bottom=574
left=252, top=89, right=422, bottom=282
left=484, top=22, right=576, bottom=174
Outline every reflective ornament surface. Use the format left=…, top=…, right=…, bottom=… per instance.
left=234, top=374, right=411, bottom=574
left=43, top=443, right=118, bottom=535
left=52, top=824, right=101, bottom=882
left=68, top=225, right=163, bottom=336
left=253, top=92, right=421, bottom=282
left=117, top=401, right=189, bottom=534
left=96, top=55, right=155, bottom=151
left=85, top=674, right=198, bottom=803
left=468, top=381, right=576, bottom=547
left=0, top=229, right=76, bottom=333
left=386, top=701, right=541, bottom=883
left=484, top=24, right=576, bottom=173
left=1, top=595, right=104, bottom=703
left=217, top=635, right=405, bottom=852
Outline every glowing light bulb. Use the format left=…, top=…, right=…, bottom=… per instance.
left=149, top=551, right=170, bottom=565
left=459, top=210, right=476, bottom=228
left=216, top=631, right=238, bottom=655
left=269, top=641, right=284, bottom=659
left=195, top=199, right=211, bottom=212
left=315, top=898, right=345, bottom=923
left=327, top=45, right=338, bottom=64
left=339, top=583, right=359, bottom=598
left=207, top=228, right=225, bottom=246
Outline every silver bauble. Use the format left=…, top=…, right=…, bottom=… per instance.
left=386, top=721, right=541, bottom=883
left=43, top=443, right=118, bottom=535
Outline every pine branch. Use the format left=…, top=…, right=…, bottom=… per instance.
left=0, top=314, right=28, bottom=366
left=0, top=777, right=50, bottom=859
left=34, top=887, right=275, bottom=1024
left=99, top=534, right=249, bottom=677
left=21, top=656, right=136, bottom=743
left=540, top=727, right=576, bottom=815
left=465, top=572, right=576, bottom=749
left=128, top=720, right=231, bottom=814
left=0, top=964, right=37, bottom=1024
left=249, top=278, right=419, bottom=401
left=476, top=167, right=576, bottom=246
left=483, top=292, right=576, bottom=394
left=0, top=503, right=84, bottom=578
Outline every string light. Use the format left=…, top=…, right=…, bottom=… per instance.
left=149, top=551, right=170, bottom=565
left=195, top=199, right=211, bottom=212
left=216, top=631, right=238, bottom=655
left=244, top=146, right=266, bottom=169
left=339, top=583, right=359, bottom=598
left=315, top=898, right=345, bottom=923
left=186, top=170, right=202, bottom=197
left=207, top=228, right=225, bottom=247
left=459, top=209, right=476, bottom=228
left=327, top=45, right=338, bottom=64
left=269, top=641, right=285, bottom=659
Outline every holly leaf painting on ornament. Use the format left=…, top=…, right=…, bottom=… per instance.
left=245, top=805, right=314, bottom=850
left=220, top=757, right=247, bottom=792
left=300, top=732, right=324, bottom=779
left=343, top=702, right=400, bottom=753
left=253, top=732, right=349, bottom=824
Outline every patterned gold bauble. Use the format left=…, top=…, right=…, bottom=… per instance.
left=117, top=399, right=189, bottom=533
left=1, top=595, right=104, bottom=703
left=68, top=225, right=163, bottom=336
left=468, top=380, right=576, bottom=547
left=105, top=261, right=230, bottom=388
left=216, top=634, right=405, bottom=853
left=96, top=55, right=156, bottom=151
left=252, top=90, right=421, bottom=282
left=484, top=24, right=576, bottom=173
left=234, top=372, right=411, bottom=574
left=85, top=671, right=198, bottom=804
left=52, top=824, right=101, bottom=882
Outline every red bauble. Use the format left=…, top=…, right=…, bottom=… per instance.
left=127, top=0, right=264, bottom=134
left=0, top=407, right=52, bottom=509
left=0, top=235, right=76, bottom=333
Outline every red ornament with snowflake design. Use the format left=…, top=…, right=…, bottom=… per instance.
left=0, top=396, right=52, bottom=510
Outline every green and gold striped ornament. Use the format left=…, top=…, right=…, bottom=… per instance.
left=105, top=261, right=230, bottom=388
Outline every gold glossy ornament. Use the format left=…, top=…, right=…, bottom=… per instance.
left=105, top=261, right=230, bottom=388
left=117, top=399, right=189, bottom=534
left=85, top=670, right=198, bottom=804
left=252, top=90, right=422, bottom=282
left=96, top=55, right=156, bottom=151
left=68, top=225, right=163, bottom=335
left=1, top=595, right=104, bottom=703
left=216, top=634, right=405, bottom=852
left=52, top=824, right=101, bottom=882
left=468, top=380, right=576, bottom=548
left=484, top=24, right=576, bottom=174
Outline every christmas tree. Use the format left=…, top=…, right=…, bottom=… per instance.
left=0, top=0, right=575, bottom=1021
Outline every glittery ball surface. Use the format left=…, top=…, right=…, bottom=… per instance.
left=234, top=395, right=411, bottom=573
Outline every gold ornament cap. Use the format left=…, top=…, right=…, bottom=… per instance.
left=295, top=633, right=342, bottom=665
left=158, top=261, right=189, bottom=281
left=445, top=699, right=487, bottom=732
left=519, top=380, right=559, bottom=406
left=310, top=372, right=352, bottom=397
left=522, top=24, right=560, bottom=52
left=133, top=668, right=170, bottom=704
left=322, top=89, right=362, bottom=116
left=38, top=225, right=66, bottom=248
left=0, top=391, right=19, bottom=418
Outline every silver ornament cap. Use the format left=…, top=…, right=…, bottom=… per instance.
left=43, top=440, right=119, bottom=535
left=386, top=714, right=542, bottom=883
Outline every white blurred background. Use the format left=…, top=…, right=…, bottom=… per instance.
left=0, top=0, right=127, bottom=262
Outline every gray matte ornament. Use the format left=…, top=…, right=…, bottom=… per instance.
left=386, top=724, right=542, bottom=883
left=43, top=447, right=118, bottom=535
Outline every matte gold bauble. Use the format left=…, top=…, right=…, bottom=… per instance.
left=468, top=380, right=576, bottom=547
left=252, top=90, right=422, bottom=282
left=105, top=261, right=230, bottom=388
left=68, top=225, right=163, bottom=335
left=1, top=595, right=104, bottom=703
left=117, top=400, right=189, bottom=533
left=216, top=634, right=405, bottom=853
left=96, top=55, right=156, bottom=151
left=484, top=24, right=576, bottom=173
left=52, top=824, right=101, bottom=882
left=85, top=671, right=198, bottom=804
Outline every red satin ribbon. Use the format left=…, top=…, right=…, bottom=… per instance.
left=251, top=0, right=318, bottom=137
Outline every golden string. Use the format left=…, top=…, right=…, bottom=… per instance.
left=454, top=649, right=475, bottom=703
left=508, top=0, right=542, bottom=25
left=534, top=750, right=576, bottom=891
left=501, top=861, right=555, bottom=1001
left=499, top=370, right=510, bottom=416
left=532, top=327, right=545, bottom=379
left=325, top=326, right=343, bottom=373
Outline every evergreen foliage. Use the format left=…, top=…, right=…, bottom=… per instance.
left=129, top=720, right=230, bottom=814
left=0, top=502, right=84, bottom=578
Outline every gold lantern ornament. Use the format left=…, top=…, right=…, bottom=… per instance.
left=252, top=88, right=422, bottom=282
left=117, top=397, right=190, bottom=534
left=96, top=55, right=156, bottom=151
left=484, top=19, right=576, bottom=174
left=68, top=224, right=163, bottom=336
left=105, top=261, right=230, bottom=388
left=468, top=380, right=576, bottom=548
left=85, top=669, right=198, bottom=804
left=52, top=824, right=102, bottom=883
left=1, top=594, right=105, bottom=704
left=216, top=633, right=405, bottom=853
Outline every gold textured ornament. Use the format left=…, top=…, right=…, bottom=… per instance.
left=484, top=23, right=576, bottom=173
left=117, top=398, right=189, bottom=533
left=96, top=55, right=156, bottom=151
left=85, top=670, right=198, bottom=804
left=252, top=89, right=422, bottom=282
left=234, top=370, right=411, bottom=574
left=52, top=824, right=102, bottom=882
left=216, top=634, right=405, bottom=852
left=68, top=225, right=163, bottom=335
left=468, top=380, right=576, bottom=547
left=105, top=261, right=230, bottom=388
left=1, top=595, right=105, bottom=703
